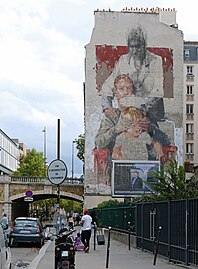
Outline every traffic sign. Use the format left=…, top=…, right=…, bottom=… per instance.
left=48, top=159, right=67, bottom=185
left=24, top=197, right=33, bottom=202
left=25, top=190, right=33, bottom=197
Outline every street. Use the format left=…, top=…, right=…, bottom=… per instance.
left=11, top=245, right=41, bottom=269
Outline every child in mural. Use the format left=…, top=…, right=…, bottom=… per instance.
left=111, top=106, right=165, bottom=161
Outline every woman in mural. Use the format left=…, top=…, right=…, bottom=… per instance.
left=95, top=74, right=137, bottom=150
left=94, top=74, right=136, bottom=185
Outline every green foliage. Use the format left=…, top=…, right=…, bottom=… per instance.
left=33, top=198, right=82, bottom=213
left=12, top=148, right=45, bottom=176
left=132, top=160, right=198, bottom=203
left=74, top=134, right=85, bottom=163
left=97, top=199, right=125, bottom=208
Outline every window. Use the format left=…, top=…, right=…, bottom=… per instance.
left=187, top=66, right=193, bottom=75
left=186, top=124, right=194, bottom=133
left=186, top=143, right=193, bottom=154
left=186, top=104, right=193, bottom=114
left=186, top=85, right=193, bottom=95
left=185, top=49, right=190, bottom=57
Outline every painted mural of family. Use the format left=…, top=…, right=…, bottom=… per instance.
left=93, top=26, right=177, bottom=186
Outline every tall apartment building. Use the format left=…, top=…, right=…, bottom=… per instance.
left=84, top=7, right=184, bottom=208
left=0, top=129, right=25, bottom=175
left=184, top=42, right=198, bottom=172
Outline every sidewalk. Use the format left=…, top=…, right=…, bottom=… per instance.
left=31, top=232, right=195, bottom=269
left=76, top=237, right=191, bottom=269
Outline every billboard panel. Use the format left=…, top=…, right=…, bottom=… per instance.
left=112, top=160, right=160, bottom=197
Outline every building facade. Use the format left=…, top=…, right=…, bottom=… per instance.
left=0, top=129, right=21, bottom=175
left=184, top=42, right=198, bottom=173
left=84, top=8, right=184, bottom=208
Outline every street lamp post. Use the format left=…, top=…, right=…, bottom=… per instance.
left=71, top=140, right=76, bottom=179
left=42, top=127, right=47, bottom=177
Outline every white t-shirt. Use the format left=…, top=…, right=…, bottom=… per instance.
left=81, top=214, right=92, bottom=231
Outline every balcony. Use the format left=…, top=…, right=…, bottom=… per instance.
left=186, top=74, right=194, bottom=82
left=186, top=94, right=194, bottom=101
left=186, top=133, right=194, bottom=140
left=185, top=154, right=194, bottom=161
left=186, top=113, right=194, bottom=120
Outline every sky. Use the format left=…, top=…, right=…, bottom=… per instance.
left=0, top=0, right=198, bottom=177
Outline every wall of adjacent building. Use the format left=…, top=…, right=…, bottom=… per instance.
left=184, top=42, right=198, bottom=172
left=0, top=129, right=20, bottom=175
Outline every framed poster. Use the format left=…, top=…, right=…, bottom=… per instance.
left=112, top=160, right=160, bottom=197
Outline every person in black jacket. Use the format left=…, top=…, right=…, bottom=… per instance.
left=131, top=171, right=143, bottom=190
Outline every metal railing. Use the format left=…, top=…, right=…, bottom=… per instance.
left=0, top=175, right=84, bottom=185
left=93, top=206, right=136, bottom=234
left=92, top=199, right=198, bottom=267
left=136, top=199, right=198, bottom=267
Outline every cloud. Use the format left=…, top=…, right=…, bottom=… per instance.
left=0, top=0, right=84, bottom=132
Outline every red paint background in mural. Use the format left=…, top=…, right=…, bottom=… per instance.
left=96, top=45, right=173, bottom=98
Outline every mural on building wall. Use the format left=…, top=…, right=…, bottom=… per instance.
left=93, top=26, right=177, bottom=192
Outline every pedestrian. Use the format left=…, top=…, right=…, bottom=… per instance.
left=1, top=213, right=8, bottom=230
left=68, top=215, right=74, bottom=230
left=80, top=209, right=92, bottom=253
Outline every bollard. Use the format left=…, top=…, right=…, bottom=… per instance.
left=106, top=226, right=111, bottom=268
left=153, top=226, right=162, bottom=265
left=93, top=222, right=96, bottom=251
left=128, top=222, right=131, bottom=250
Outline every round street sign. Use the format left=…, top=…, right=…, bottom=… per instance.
left=48, top=159, right=67, bottom=185
left=25, top=190, right=33, bottom=197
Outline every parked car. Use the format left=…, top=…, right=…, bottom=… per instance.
left=9, top=217, right=44, bottom=248
left=0, top=225, right=11, bottom=269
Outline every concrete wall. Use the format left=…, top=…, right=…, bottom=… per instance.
left=84, top=9, right=184, bottom=208
left=103, top=228, right=136, bottom=248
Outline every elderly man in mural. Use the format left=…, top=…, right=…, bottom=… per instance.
left=98, top=26, right=173, bottom=114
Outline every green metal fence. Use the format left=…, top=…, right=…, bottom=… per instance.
left=93, top=206, right=136, bottom=233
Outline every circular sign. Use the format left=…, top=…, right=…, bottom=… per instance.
left=25, top=190, right=33, bottom=197
left=48, top=159, right=67, bottom=185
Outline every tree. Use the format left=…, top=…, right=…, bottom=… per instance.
left=97, top=199, right=125, bottom=208
left=12, top=148, right=45, bottom=176
left=132, top=160, right=198, bottom=203
left=74, top=134, right=85, bottom=163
